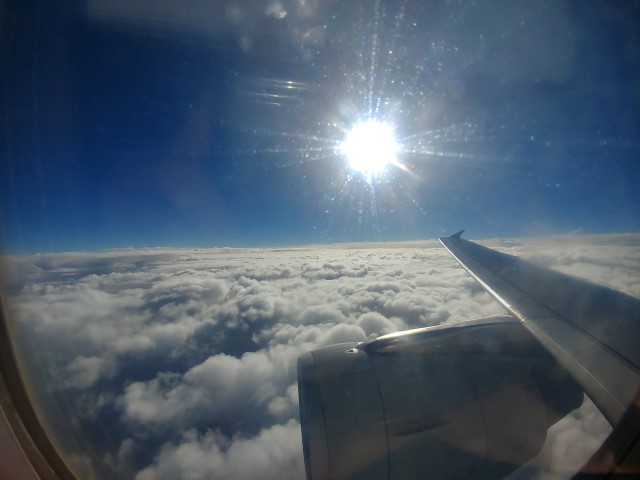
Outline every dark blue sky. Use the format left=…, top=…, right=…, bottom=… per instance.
left=2, top=0, right=639, bottom=252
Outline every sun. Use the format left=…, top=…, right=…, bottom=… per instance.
left=340, top=120, right=399, bottom=176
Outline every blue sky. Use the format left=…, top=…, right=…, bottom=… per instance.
left=2, top=0, right=639, bottom=253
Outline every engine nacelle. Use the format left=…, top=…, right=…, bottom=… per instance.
left=297, top=315, right=584, bottom=480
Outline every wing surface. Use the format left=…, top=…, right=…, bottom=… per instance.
left=439, top=231, right=640, bottom=425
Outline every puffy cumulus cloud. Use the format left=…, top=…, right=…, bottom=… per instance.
left=136, top=420, right=303, bottom=480
left=66, top=355, right=108, bottom=390
left=509, top=396, right=612, bottom=480
left=483, top=233, right=640, bottom=298
left=357, top=311, right=398, bottom=337
left=1, top=234, right=637, bottom=479
left=300, top=305, right=346, bottom=325
left=267, top=385, right=299, bottom=422
left=536, top=397, right=611, bottom=474
left=120, top=344, right=303, bottom=432
left=144, top=273, right=228, bottom=312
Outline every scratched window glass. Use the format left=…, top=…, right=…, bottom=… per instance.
left=1, top=1, right=639, bottom=480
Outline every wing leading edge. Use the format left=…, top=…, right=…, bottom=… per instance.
left=439, top=231, right=640, bottom=426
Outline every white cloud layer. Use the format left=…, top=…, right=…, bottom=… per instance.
left=2, top=233, right=637, bottom=479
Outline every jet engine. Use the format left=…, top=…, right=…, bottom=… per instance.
left=297, top=315, right=584, bottom=480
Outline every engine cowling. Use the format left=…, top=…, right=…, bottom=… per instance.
left=297, top=315, right=584, bottom=480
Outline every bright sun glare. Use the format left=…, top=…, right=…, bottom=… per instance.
left=341, top=120, right=399, bottom=176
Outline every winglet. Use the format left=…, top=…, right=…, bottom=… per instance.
left=451, top=229, right=465, bottom=239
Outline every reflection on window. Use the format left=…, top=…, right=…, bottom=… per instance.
left=1, top=1, right=638, bottom=479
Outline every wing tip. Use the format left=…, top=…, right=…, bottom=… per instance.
left=451, top=229, right=465, bottom=239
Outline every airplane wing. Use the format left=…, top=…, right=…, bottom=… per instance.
left=298, top=231, right=640, bottom=479
left=439, top=230, right=640, bottom=426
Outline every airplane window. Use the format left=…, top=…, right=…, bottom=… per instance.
left=1, top=1, right=638, bottom=479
